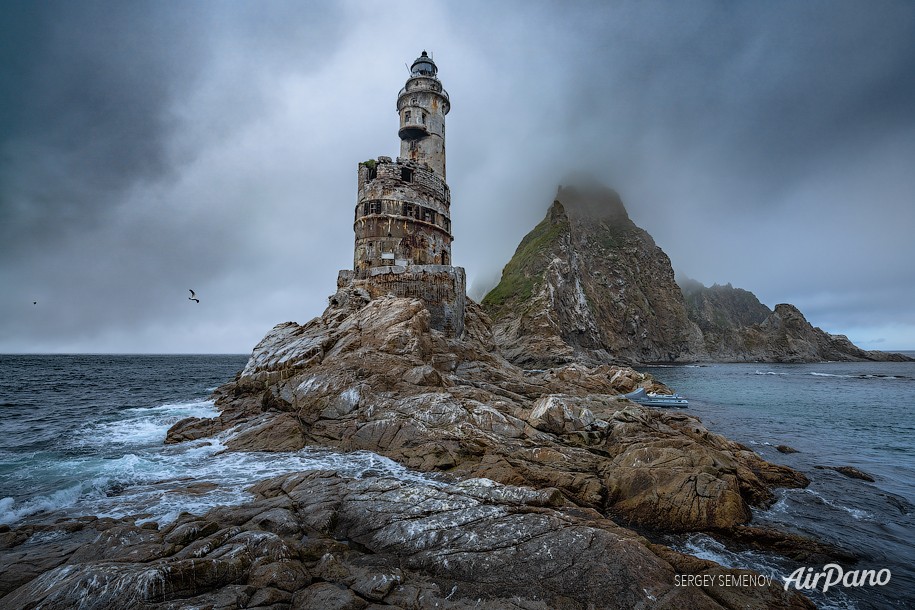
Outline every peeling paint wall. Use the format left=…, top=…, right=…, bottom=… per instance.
left=397, top=73, right=449, bottom=178
left=353, top=159, right=452, bottom=272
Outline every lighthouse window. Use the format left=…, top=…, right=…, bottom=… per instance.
left=411, top=97, right=417, bottom=106
left=423, top=208, right=433, bottom=222
left=405, top=110, right=411, bottom=122
left=421, top=112, right=426, bottom=124
left=369, top=201, right=381, bottom=214
left=401, top=167, right=413, bottom=182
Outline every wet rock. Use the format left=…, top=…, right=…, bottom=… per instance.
left=814, top=465, right=876, bottom=482
left=164, top=520, right=219, bottom=546
left=191, top=294, right=810, bottom=537
left=776, top=445, right=798, bottom=454
left=0, top=467, right=817, bottom=610
left=291, top=582, right=367, bottom=610
left=224, top=413, right=306, bottom=452
left=164, top=416, right=226, bottom=444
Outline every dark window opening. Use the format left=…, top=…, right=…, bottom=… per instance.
left=423, top=208, right=433, bottom=222
left=444, top=218, right=451, bottom=232
left=401, top=167, right=413, bottom=182
left=403, top=203, right=414, bottom=217
left=421, top=112, right=426, bottom=125
left=369, top=201, right=381, bottom=214
left=367, top=165, right=377, bottom=180
left=405, top=110, right=411, bottom=122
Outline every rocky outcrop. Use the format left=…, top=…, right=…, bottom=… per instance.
left=0, top=471, right=814, bottom=610
left=681, top=280, right=911, bottom=362
left=2, top=289, right=844, bottom=608
left=482, top=182, right=910, bottom=364
left=482, top=183, right=705, bottom=366
left=166, top=292, right=807, bottom=535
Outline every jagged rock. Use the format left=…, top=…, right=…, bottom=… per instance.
left=814, top=465, right=876, bottom=482
left=776, top=445, right=798, bottom=454
left=18, top=245, right=856, bottom=609
left=180, top=294, right=808, bottom=538
left=223, top=413, right=306, bottom=452
left=483, top=183, right=704, bottom=366
left=0, top=472, right=816, bottom=610
left=482, top=182, right=911, bottom=364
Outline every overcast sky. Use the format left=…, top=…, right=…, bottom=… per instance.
left=2, top=0, right=914, bottom=353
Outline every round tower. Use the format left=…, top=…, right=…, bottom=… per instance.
left=339, top=52, right=465, bottom=337
left=397, top=51, right=450, bottom=179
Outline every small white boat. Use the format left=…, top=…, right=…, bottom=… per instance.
left=622, top=387, right=689, bottom=408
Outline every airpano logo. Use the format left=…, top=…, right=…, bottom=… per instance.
left=783, top=564, right=891, bottom=592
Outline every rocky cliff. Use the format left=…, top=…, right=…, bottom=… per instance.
left=1, top=289, right=848, bottom=608
left=483, top=183, right=910, bottom=364
left=482, top=184, right=704, bottom=366
left=682, top=279, right=911, bottom=362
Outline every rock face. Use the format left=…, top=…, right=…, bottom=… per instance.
left=681, top=280, right=911, bottom=362
left=0, top=472, right=814, bottom=610
left=170, top=292, right=807, bottom=535
left=3, top=290, right=841, bottom=608
left=482, top=182, right=910, bottom=364
left=482, top=184, right=704, bottom=366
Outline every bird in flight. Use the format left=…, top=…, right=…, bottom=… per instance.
left=188, top=289, right=199, bottom=303
left=33, top=301, right=37, bottom=305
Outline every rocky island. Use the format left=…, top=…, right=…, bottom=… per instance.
left=482, top=182, right=911, bottom=367
left=0, top=52, right=873, bottom=609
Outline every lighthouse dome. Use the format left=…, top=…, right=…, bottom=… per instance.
left=410, top=51, right=437, bottom=77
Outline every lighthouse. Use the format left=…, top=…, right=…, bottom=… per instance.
left=337, top=52, right=466, bottom=337
left=398, top=51, right=450, bottom=179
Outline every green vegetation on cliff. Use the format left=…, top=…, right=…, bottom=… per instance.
left=482, top=209, right=569, bottom=318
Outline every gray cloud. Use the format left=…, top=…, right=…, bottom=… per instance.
left=2, top=0, right=914, bottom=352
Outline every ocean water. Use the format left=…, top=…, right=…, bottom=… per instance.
left=0, top=354, right=442, bottom=528
left=642, top=355, right=915, bottom=610
left=1, top=355, right=912, bottom=609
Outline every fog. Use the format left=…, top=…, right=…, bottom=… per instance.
left=2, top=0, right=913, bottom=353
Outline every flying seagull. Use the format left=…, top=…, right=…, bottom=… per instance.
left=188, top=289, right=199, bottom=303
left=33, top=301, right=37, bottom=305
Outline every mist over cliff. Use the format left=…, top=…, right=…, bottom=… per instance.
left=482, top=182, right=911, bottom=365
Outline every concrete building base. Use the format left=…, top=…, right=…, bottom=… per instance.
left=337, top=265, right=466, bottom=337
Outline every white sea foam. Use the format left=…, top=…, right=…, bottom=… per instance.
left=2, top=413, right=445, bottom=527
left=675, top=533, right=859, bottom=610
left=73, top=400, right=219, bottom=449
left=803, top=488, right=873, bottom=521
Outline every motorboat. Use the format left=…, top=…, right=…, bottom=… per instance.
left=622, top=387, right=689, bottom=408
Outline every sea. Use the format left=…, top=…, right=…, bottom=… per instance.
left=642, top=354, right=915, bottom=610
left=1, top=354, right=913, bottom=609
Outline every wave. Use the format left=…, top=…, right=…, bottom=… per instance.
left=121, top=399, right=219, bottom=416
left=809, top=372, right=910, bottom=381
left=753, top=370, right=788, bottom=376
left=1, top=431, right=445, bottom=527
left=675, top=533, right=858, bottom=610
left=803, top=488, right=873, bottom=521
left=72, top=400, right=219, bottom=449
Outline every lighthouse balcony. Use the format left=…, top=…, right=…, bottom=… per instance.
left=398, top=124, right=430, bottom=140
